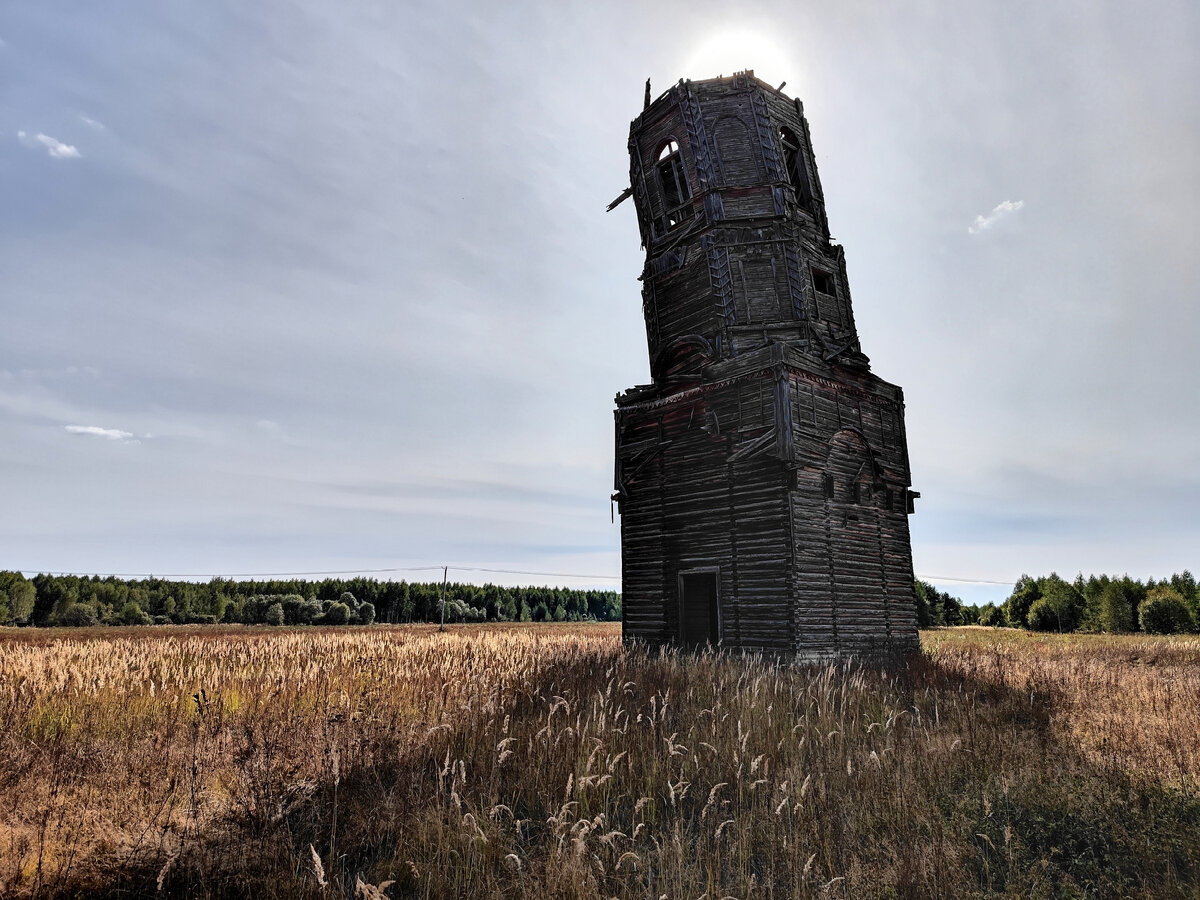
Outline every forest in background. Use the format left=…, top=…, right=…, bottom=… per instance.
left=967, top=571, right=1200, bottom=635
left=0, top=571, right=622, bottom=628
left=3, top=569, right=1196, bottom=635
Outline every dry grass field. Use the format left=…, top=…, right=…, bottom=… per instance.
left=1, top=623, right=1198, bottom=899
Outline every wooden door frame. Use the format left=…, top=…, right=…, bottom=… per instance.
left=677, top=566, right=722, bottom=647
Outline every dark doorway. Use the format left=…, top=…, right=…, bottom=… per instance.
left=678, top=570, right=720, bottom=649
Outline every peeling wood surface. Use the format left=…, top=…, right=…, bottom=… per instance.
left=615, top=71, right=919, bottom=660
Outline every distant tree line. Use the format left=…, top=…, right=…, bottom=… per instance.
left=914, top=580, right=976, bottom=628
left=977, top=571, right=1199, bottom=635
left=0, top=572, right=622, bottom=628
left=12, top=568, right=1191, bottom=635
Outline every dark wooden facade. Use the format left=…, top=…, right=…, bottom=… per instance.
left=612, top=72, right=919, bottom=660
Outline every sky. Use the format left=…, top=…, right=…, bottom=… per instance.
left=2, top=1, right=1197, bottom=605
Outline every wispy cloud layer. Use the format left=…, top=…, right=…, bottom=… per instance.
left=968, top=199, right=1024, bottom=234
left=65, top=425, right=137, bottom=442
left=1, top=2, right=1196, bottom=589
left=16, top=130, right=81, bottom=159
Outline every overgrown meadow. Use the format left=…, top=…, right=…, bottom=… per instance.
left=2, top=623, right=1198, bottom=898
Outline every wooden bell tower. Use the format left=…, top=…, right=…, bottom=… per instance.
left=611, top=72, right=920, bottom=660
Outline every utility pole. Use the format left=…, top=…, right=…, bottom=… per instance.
left=438, top=565, right=448, bottom=632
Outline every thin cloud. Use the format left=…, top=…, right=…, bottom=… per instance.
left=65, top=425, right=137, bottom=443
left=968, top=199, right=1024, bottom=234
left=78, top=114, right=106, bottom=130
left=16, top=130, right=81, bottom=159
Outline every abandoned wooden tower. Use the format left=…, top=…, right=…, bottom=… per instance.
left=611, top=72, right=920, bottom=659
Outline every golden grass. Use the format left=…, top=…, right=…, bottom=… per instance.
left=1, top=623, right=1198, bottom=898
left=923, top=628, right=1200, bottom=784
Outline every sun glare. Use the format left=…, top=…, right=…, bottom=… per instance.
left=681, top=28, right=797, bottom=88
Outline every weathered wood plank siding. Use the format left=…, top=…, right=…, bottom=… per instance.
left=615, top=72, right=919, bottom=660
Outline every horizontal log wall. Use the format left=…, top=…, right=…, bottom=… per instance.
left=618, top=359, right=918, bottom=658
left=619, top=73, right=919, bottom=660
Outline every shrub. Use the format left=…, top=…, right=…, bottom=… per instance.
left=978, top=604, right=1005, bottom=627
left=1139, top=587, right=1195, bottom=634
left=115, top=602, right=152, bottom=627
left=1027, top=598, right=1063, bottom=632
left=440, top=597, right=485, bottom=623
left=301, top=598, right=323, bottom=624
left=324, top=602, right=351, bottom=626
left=58, top=603, right=98, bottom=627
left=356, top=602, right=376, bottom=625
left=264, top=603, right=284, bottom=626
left=279, top=595, right=307, bottom=625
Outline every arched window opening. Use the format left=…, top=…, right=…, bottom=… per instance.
left=655, top=140, right=691, bottom=229
left=779, top=127, right=813, bottom=209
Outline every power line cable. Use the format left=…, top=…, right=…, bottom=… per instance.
left=915, top=574, right=1015, bottom=586
left=453, top=566, right=620, bottom=581
left=14, top=564, right=621, bottom=582
left=14, top=565, right=1008, bottom=587
left=21, top=565, right=447, bottom=579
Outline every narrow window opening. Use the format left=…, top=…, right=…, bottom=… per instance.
left=779, top=127, right=813, bottom=209
left=655, top=140, right=691, bottom=228
left=812, top=268, right=836, bottom=296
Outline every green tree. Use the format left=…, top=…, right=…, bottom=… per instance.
left=0, top=572, right=36, bottom=624
left=279, top=595, right=306, bottom=625
left=482, top=584, right=504, bottom=621
left=115, top=601, right=152, bottom=626
left=300, top=597, right=323, bottom=624
left=33, top=575, right=78, bottom=626
left=324, top=602, right=351, bottom=626
left=1097, top=582, right=1134, bottom=633
left=356, top=602, right=376, bottom=625
left=978, top=603, right=1004, bottom=627
left=1038, top=575, right=1085, bottom=632
left=913, top=580, right=933, bottom=628
left=1078, top=574, right=1111, bottom=632
left=264, top=602, right=285, bottom=626
left=938, top=589, right=966, bottom=626
left=1002, top=575, right=1041, bottom=628
left=1169, top=571, right=1199, bottom=625
left=1139, top=586, right=1195, bottom=634
left=604, top=592, right=622, bottom=620
left=58, top=603, right=98, bottom=627
left=1026, top=597, right=1060, bottom=632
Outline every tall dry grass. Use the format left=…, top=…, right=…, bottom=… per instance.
left=1, top=623, right=1197, bottom=898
